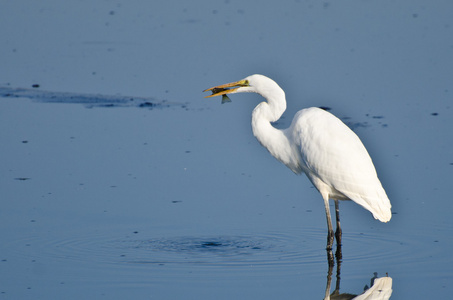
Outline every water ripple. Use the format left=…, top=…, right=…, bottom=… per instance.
left=5, top=225, right=443, bottom=275
left=108, top=229, right=326, bottom=267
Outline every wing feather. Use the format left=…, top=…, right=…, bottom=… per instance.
left=290, top=107, right=391, bottom=222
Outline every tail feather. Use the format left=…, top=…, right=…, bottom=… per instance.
left=371, top=201, right=392, bottom=222
left=343, top=187, right=392, bottom=223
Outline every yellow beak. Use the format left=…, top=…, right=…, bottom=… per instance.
left=203, top=79, right=249, bottom=98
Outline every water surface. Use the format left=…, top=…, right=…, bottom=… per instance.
left=1, top=1, right=452, bottom=299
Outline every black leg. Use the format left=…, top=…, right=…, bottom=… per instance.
left=334, top=200, right=343, bottom=260
left=323, top=194, right=334, bottom=251
left=334, top=200, right=342, bottom=246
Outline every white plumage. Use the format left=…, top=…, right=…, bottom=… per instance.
left=204, top=74, right=391, bottom=249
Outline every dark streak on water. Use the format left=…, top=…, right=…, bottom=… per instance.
left=1, top=87, right=389, bottom=132
left=0, top=86, right=188, bottom=110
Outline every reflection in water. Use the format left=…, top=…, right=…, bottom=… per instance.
left=324, top=245, right=393, bottom=300
left=351, top=276, right=393, bottom=300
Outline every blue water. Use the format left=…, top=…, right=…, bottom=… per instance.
left=1, top=1, right=452, bottom=299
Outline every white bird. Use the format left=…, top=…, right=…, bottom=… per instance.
left=204, top=74, right=391, bottom=250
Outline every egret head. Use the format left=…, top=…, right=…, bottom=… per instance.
left=203, top=77, right=251, bottom=99
left=203, top=74, right=283, bottom=102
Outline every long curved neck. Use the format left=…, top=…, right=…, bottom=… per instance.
left=251, top=91, right=301, bottom=174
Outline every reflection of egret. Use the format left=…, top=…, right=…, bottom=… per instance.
left=204, top=74, right=391, bottom=250
left=324, top=245, right=392, bottom=300
left=325, top=269, right=393, bottom=300
left=352, top=276, right=393, bottom=300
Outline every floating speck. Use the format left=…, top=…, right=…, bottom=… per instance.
left=431, top=112, right=438, bottom=116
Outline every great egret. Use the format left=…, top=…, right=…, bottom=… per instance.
left=204, top=74, right=391, bottom=250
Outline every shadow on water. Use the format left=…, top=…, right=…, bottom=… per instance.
left=0, top=86, right=188, bottom=109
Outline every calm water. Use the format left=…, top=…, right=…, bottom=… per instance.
left=1, top=1, right=452, bottom=299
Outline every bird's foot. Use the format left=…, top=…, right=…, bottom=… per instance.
left=326, top=230, right=335, bottom=251
left=326, top=248, right=335, bottom=267
left=335, top=244, right=342, bottom=260
left=335, top=227, right=342, bottom=246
